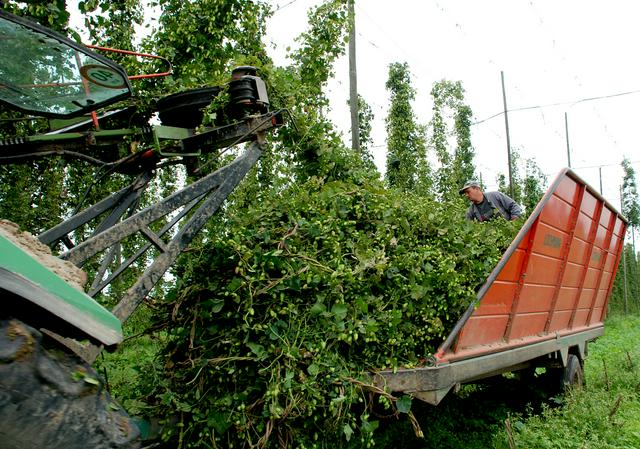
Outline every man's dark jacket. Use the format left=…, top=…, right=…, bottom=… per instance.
left=465, top=191, right=523, bottom=221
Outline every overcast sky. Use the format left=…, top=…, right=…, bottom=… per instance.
left=265, top=0, right=640, bottom=208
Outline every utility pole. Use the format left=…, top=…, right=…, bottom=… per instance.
left=348, top=0, right=360, bottom=152
left=501, top=71, right=514, bottom=198
left=599, top=167, right=603, bottom=195
left=621, top=185, right=629, bottom=314
left=565, top=112, right=571, bottom=168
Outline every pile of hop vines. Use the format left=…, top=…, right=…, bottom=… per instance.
left=150, top=177, right=519, bottom=448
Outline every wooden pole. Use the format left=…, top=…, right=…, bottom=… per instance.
left=565, top=112, right=571, bottom=168
left=623, top=246, right=629, bottom=314
left=599, top=166, right=603, bottom=194
left=501, top=71, right=514, bottom=198
left=348, top=0, right=360, bottom=152
left=621, top=185, right=629, bottom=314
left=633, top=228, right=638, bottom=313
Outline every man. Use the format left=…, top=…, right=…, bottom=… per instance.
left=459, top=180, right=523, bottom=222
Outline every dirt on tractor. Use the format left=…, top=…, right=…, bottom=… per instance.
left=0, top=220, right=87, bottom=291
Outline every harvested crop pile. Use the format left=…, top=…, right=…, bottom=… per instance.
left=151, top=177, right=519, bottom=448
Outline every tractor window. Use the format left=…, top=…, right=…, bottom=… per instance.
left=0, top=11, right=132, bottom=118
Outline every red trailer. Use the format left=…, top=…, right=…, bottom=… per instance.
left=376, top=168, right=628, bottom=404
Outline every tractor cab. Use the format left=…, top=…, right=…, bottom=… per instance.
left=0, top=9, right=132, bottom=119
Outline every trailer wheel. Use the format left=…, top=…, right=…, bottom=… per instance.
left=539, top=354, right=585, bottom=397
left=562, top=354, right=584, bottom=389
left=0, top=319, right=140, bottom=449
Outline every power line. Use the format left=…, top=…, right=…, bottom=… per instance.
left=354, top=5, right=414, bottom=64
left=354, top=3, right=455, bottom=82
left=525, top=0, right=625, bottom=163
left=472, top=88, right=640, bottom=125
left=272, top=0, right=302, bottom=13
left=573, top=160, right=640, bottom=171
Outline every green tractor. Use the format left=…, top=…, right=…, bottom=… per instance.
left=0, top=10, right=282, bottom=448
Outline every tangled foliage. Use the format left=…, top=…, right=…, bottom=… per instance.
left=147, top=176, right=519, bottom=448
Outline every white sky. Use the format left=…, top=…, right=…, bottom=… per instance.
left=265, top=0, right=640, bottom=209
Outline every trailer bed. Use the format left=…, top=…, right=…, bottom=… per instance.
left=377, top=168, right=627, bottom=404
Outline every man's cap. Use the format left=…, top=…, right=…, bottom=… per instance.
left=459, top=180, right=480, bottom=194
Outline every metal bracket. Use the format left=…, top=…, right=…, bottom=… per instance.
left=56, top=141, right=263, bottom=325
left=411, top=387, right=453, bottom=406
left=152, top=125, right=199, bottom=156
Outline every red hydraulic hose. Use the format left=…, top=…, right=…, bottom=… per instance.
left=86, top=45, right=173, bottom=79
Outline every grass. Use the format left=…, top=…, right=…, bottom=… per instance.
left=493, top=313, right=640, bottom=449
left=95, top=304, right=165, bottom=417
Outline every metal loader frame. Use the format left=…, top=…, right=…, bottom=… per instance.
left=24, top=111, right=283, bottom=362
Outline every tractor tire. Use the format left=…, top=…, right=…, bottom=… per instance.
left=0, top=319, right=140, bottom=449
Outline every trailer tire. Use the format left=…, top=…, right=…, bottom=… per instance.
left=563, top=354, right=584, bottom=389
left=0, top=319, right=140, bottom=449
left=541, top=354, right=584, bottom=396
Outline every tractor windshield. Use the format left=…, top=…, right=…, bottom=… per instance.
left=0, top=10, right=132, bottom=118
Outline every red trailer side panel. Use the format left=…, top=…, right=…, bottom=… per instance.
left=436, top=169, right=627, bottom=363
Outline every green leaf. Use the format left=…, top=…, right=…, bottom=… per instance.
left=361, top=417, right=379, bottom=434
left=207, top=411, right=231, bottom=435
left=396, top=395, right=412, bottom=413
left=284, top=370, right=295, bottom=389
left=210, top=299, right=224, bottom=313
left=227, top=277, right=243, bottom=291
left=307, top=363, right=320, bottom=377
left=355, top=297, right=369, bottom=314
left=310, top=302, right=326, bottom=316
left=331, top=303, right=348, bottom=321
left=410, top=284, right=427, bottom=300
left=247, top=342, right=266, bottom=359
left=343, top=423, right=353, bottom=442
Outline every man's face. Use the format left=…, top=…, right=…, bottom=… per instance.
left=464, top=186, right=484, bottom=204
